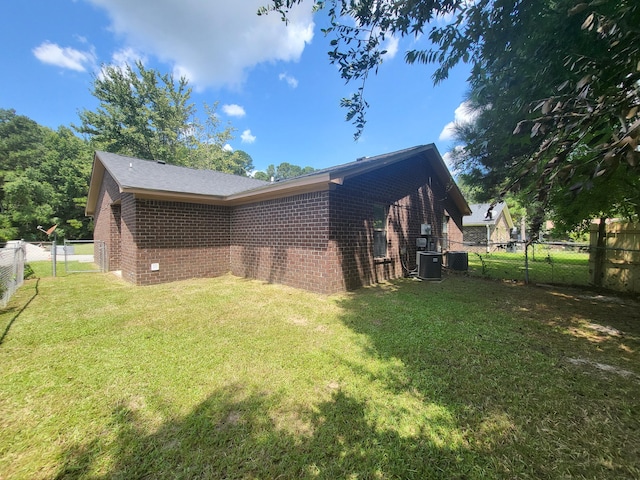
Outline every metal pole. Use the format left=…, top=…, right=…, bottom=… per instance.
left=524, top=242, right=529, bottom=284
left=486, top=223, right=491, bottom=253
left=52, top=236, right=57, bottom=277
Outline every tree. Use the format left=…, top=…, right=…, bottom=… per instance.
left=253, top=162, right=314, bottom=181
left=448, top=0, right=640, bottom=233
left=76, top=62, right=254, bottom=174
left=3, top=167, right=55, bottom=237
left=0, top=110, right=93, bottom=241
left=181, top=103, right=255, bottom=175
left=263, top=0, right=640, bottom=233
left=76, top=61, right=195, bottom=163
left=0, top=109, right=48, bottom=216
left=39, top=127, right=93, bottom=239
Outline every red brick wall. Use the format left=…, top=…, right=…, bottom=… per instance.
left=119, top=193, right=137, bottom=282
left=124, top=199, right=230, bottom=285
left=329, top=156, right=453, bottom=290
left=92, top=155, right=466, bottom=293
left=446, top=209, right=464, bottom=252
left=92, top=171, right=122, bottom=270
left=229, top=191, right=339, bottom=294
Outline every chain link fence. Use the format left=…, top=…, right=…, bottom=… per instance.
left=444, top=240, right=592, bottom=287
left=63, top=240, right=108, bottom=273
left=0, top=241, right=26, bottom=307
left=443, top=222, right=640, bottom=293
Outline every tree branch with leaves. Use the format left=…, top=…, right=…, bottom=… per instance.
left=262, top=0, right=640, bottom=232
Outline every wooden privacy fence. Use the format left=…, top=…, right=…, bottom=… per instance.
left=589, top=222, right=640, bottom=293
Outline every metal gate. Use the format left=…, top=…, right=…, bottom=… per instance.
left=63, top=240, right=108, bottom=274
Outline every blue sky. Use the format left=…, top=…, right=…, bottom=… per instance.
left=1, top=0, right=472, bottom=174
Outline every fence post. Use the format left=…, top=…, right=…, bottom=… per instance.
left=51, top=238, right=57, bottom=277
left=524, top=242, right=530, bottom=284
left=592, top=218, right=606, bottom=287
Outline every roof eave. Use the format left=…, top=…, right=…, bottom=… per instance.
left=502, top=206, right=515, bottom=229
left=87, top=145, right=471, bottom=215
left=85, top=154, right=105, bottom=216
left=121, top=187, right=228, bottom=205
left=464, top=221, right=497, bottom=227
left=225, top=172, right=336, bottom=205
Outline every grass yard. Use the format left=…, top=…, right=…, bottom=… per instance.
left=1, top=264, right=639, bottom=479
left=63, top=242, right=95, bottom=255
left=468, top=250, right=591, bottom=286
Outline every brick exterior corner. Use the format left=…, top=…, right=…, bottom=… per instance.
left=92, top=155, right=467, bottom=294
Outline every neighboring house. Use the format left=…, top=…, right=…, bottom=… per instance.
left=86, top=144, right=471, bottom=294
left=463, top=202, right=515, bottom=253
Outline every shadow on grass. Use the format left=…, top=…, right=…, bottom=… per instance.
left=330, top=278, right=640, bottom=478
left=55, top=385, right=473, bottom=479
left=0, top=278, right=39, bottom=346
left=53, top=276, right=640, bottom=479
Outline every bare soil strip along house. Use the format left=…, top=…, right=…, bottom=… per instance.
left=86, top=144, right=471, bottom=294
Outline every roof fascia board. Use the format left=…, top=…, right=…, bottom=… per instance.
left=465, top=221, right=497, bottom=227
left=122, top=188, right=227, bottom=205
left=125, top=173, right=335, bottom=206
left=502, top=206, right=515, bottom=229
left=225, top=172, right=334, bottom=204
left=85, top=154, right=105, bottom=216
left=87, top=145, right=471, bottom=215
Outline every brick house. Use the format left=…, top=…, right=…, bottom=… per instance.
left=86, top=145, right=470, bottom=294
left=463, top=202, right=514, bottom=253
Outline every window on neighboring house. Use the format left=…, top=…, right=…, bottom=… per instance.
left=373, top=204, right=388, bottom=258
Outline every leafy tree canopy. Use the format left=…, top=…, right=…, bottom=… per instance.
left=0, top=109, right=93, bottom=241
left=263, top=0, right=640, bottom=233
left=254, top=162, right=315, bottom=181
left=75, top=61, right=254, bottom=176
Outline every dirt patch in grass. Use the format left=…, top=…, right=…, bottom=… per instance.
left=502, top=281, right=640, bottom=343
left=566, top=357, right=639, bottom=379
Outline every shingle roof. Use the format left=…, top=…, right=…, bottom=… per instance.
left=96, top=151, right=269, bottom=197
left=464, top=202, right=512, bottom=226
left=86, top=145, right=471, bottom=216
left=282, top=145, right=428, bottom=181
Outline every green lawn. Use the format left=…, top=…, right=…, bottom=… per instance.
left=64, top=242, right=95, bottom=255
left=468, top=250, right=591, bottom=286
left=1, top=264, right=639, bottom=479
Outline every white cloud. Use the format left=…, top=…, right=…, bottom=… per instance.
left=241, top=129, right=256, bottom=144
left=222, top=104, right=246, bottom=117
left=96, top=48, right=147, bottom=81
left=381, top=36, right=399, bottom=59
left=439, top=101, right=480, bottom=141
left=223, top=143, right=234, bottom=152
left=279, top=72, right=299, bottom=88
left=434, top=0, right=475, bottom=24
left=439, top=122, right=456, bottom=141
left=33, top=41, right=96, bottom=72
left=84, top=0, right=315, bottom=89
left=111, top=47, right=146, bottom=68
left=442, top=145, right=465, bottom=169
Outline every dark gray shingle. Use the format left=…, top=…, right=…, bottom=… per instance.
left=97, top=151, right=269, bottom=197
